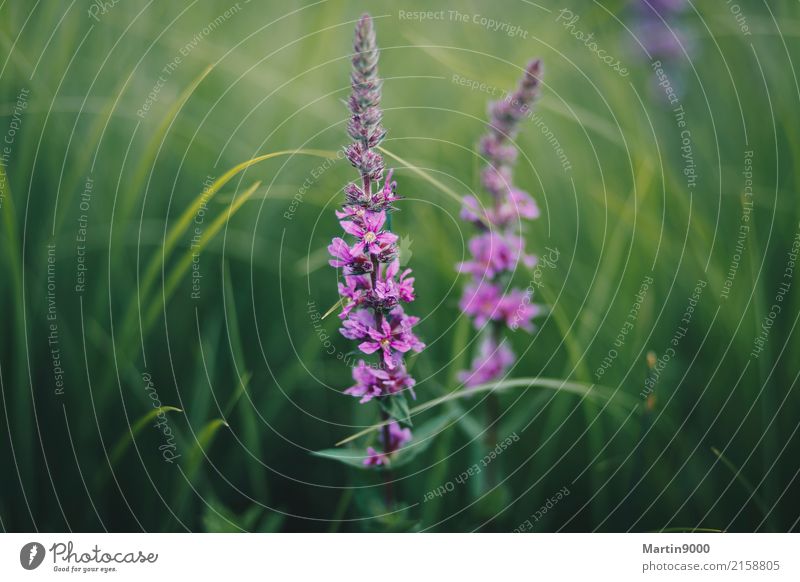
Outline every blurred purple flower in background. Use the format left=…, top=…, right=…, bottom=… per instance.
left=632, top=0, right=690, bottom=60
left=457, top=60, right=544, bottom=387
left=458, top=336, right=516, bottom=389
left=630, top=0, right=696, bottom=99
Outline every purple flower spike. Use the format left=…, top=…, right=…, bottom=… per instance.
left=326, top=14, right=423, bottom=468
left=457, top=60, right=545, bottom=387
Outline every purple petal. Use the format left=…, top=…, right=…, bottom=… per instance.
left=358, top=340, right=381, bottom=354
left=340, top=220, right=364, bottom=238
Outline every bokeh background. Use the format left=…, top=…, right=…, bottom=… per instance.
left=1, top=0, right=799, bottom=532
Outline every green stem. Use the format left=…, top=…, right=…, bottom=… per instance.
left=379, top=409, right=395, bottom=507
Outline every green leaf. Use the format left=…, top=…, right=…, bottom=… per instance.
left=379, top=393, right=412, bottom=428
left=387, top=409, right=459, bottom=469
left=313, top=410, right=457, bottom=471
left=311, top=448, right=370, bottom=469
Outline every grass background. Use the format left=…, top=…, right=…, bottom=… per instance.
left=1, top=0, right=799, bottom=532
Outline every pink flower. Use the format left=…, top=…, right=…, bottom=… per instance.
left=358, top=307, right=424, bottom=368
left=337, top=275, right=370, bottom=318
left=335, top=205, right=369, bottom=221
left=340, top=309, right=376, bottom=340
left=363, top=421, right=412, bottom=466
left=387, top=307, right=425, bottom=353
left=458, top=336, right=516, bottom=387
left=481, top=165, right=513, bottom=197
left=373, top=260, right=415, bottom=306
left=344, top=361, right=384, bottom=403
left=374, top=169, right=401, bottom=208
left=328, top=237, right=356, bottom=268
left=498, top=289, right=541, bottom=331
left=345, top=360, right=417, bottom=403
left=458, top=232, right=535, bottom=279
left=327, top=15, right=425, bottom=468
left=340, top=210, right=398, bottom=255
left=456, top=59, right=544, bottom=395
left=345, top=142, right=384, bottom=182
left=459, top=281, right=503, bottom=328
left=479, top=134, right=518, bottom=165
left=394, top=266, right=415, bottom=303
left=460, top=195, right=487, bottom=226
left=494, top=189, right=540, bottom=224
left=328, top=237, right=373, bottom=274
left=459, top=283, right=541, bottom=331
left=460, top=190, right=539, bottom=228
left=378, top=361, right=417, bottom=399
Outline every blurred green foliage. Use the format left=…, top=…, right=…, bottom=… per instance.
left=1, top=0, right=799, bottom=532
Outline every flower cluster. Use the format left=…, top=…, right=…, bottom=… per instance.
left=364, top=421, right=412, bottom=467
left=328, top=14, right=423, bottom=466
left=458, top=60, right=544, bottom=388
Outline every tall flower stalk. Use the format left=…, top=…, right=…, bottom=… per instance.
left=328, top=14, right=423, bottom=473
left=458, top=60, right=544, bottom=389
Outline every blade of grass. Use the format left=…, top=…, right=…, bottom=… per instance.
left=107, top=149, right=338, bottom=400
left=120, top=150, right=338, bottom=354
left=185, top=418, right=230, bottom=482
left=114, top=65, right=214, bottom=234
left=173, top=418, right=230, bottom=522
left=138, top=149, right=337, bottom=313
left=142, top=180, right=261, bottom=332
left=378, top=146, right=463, bottom=205
left=320, top=297, right=345, bottom=320
left=711, top=446, right=769, bottom=519
left=53, top=72, right=142, bottom=237
left=109, top=406, right=183, bottom=466
left=336, top=377, right=632, bottom=447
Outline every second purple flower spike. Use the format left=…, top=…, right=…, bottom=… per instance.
left=458, top=60, right=545, bottom=388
